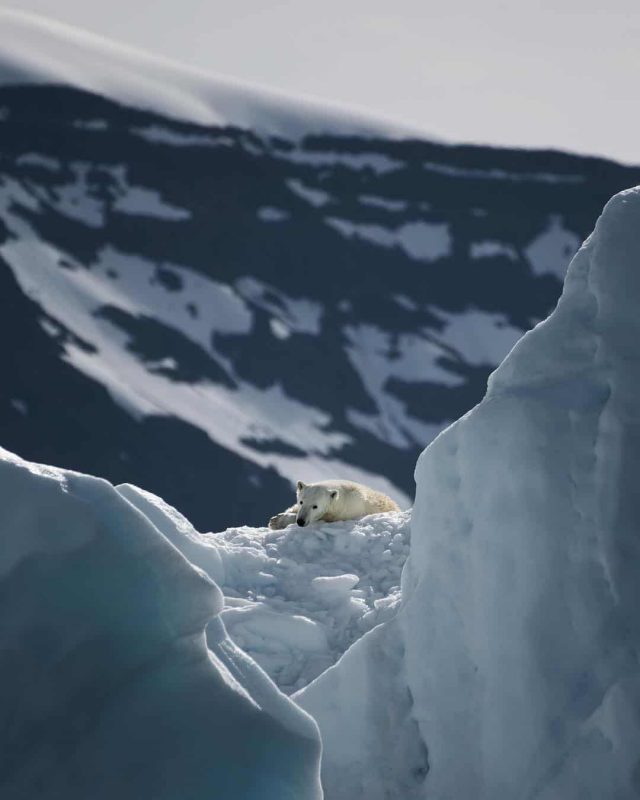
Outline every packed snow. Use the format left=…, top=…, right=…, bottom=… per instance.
left=118, top=483, right=410, bottom=693
left=297, top=186, right=640, bottom=799
left=0, top=447, right=322, bottom=799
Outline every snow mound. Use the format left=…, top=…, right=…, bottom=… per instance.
left=0, top=448, right=321, bottom=799
left=0, top=9, right=409, bottom=138
left=297, top=186, right=640, bottom=799
left=118, top=483, right=410, bottom=693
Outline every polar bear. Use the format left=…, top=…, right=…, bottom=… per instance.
left=268, top=479, right=401, bottom=529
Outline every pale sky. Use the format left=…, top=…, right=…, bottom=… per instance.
left=6, top=0, right=640, bottom=163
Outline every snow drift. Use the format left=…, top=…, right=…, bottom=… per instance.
left=0, top=448, right=321, bottom=799
left=297, top=187, right=640, bottom=799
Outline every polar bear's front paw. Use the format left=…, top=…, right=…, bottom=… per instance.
left=268, top=512, right=297, bottom=530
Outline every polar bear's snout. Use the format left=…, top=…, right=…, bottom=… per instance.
left=296, top=517, right=306, bottom=527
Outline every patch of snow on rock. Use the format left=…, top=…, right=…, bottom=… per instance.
left=433, top=308, right=524, bottom=366
left=257, top=206, right=290, bottom=223
left=469, top=239, right=518, bottom=261
left=277, top=148, right=403, bottom=175
left=525, top=214, right=581, bottom=278
left=131, top=124, right=223, bottom=147
left=326, top=217, right=451, bottom=262
left=344, top=323, right=456, bottom=448
left=236, top=276, right=323, bottom=336
left=358, top=194, right=408, bottom=212
left=287, top=178, right=331, bottom=208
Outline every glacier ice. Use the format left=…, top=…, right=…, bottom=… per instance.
left=298, top=187, right=640, bottom=799
left=0, top=449, right=321, bottom=799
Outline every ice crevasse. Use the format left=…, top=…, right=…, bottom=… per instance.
left=0, top=449, right=322, bottom=799
left=297, top=188, right=640, bottom=799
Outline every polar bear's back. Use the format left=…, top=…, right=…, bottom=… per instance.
left=315, top=479, right=400, bottom=521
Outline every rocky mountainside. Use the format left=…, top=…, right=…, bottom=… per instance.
left=1, top=30, right=639, bottom=530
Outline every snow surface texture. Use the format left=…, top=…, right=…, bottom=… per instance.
left=118, top=483, right=410, bottom=693
left=0, top=448, right=321, bottom=799
left=297, top=186, right=640, bottom=799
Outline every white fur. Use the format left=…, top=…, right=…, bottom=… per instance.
left=268, top=479, right=401, bottom=529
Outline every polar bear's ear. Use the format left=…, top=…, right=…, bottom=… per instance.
left=329, top=490, right=338, bottom=500
left=297, top=480, right=306, bottom=492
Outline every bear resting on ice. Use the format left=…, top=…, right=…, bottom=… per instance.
left=268, top=479, right=401, bottom=529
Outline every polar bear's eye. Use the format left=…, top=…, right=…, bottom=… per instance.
left=300, top=501, right=303, bottom=505
left=313, top=505, right=318, bottom=509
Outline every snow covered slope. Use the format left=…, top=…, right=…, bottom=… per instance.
left=1, top=12, right=640, bottom=532
left=0, top=9, right=402, bottom=138
left=0, top=447, right=321, bottom=799
left=297, top=186, right=640, bottom=798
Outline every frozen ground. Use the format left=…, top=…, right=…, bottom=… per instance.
left=120, top=483, right=410, bottom=693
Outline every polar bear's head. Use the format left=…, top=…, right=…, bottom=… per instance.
left=296, top=480, right=338, bottom=527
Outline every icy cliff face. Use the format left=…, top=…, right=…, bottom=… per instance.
left=0, top=448, right=321, bottom=800
left=298, top=187, right=640, bottom=799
